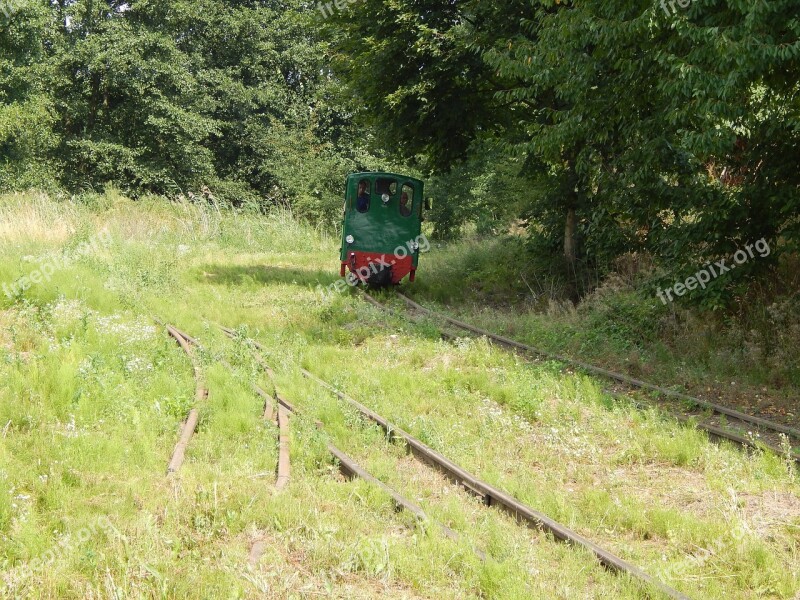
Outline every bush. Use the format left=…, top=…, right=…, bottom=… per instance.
left=579, top=287, right=668, bottom=353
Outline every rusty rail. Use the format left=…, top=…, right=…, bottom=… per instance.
left=393, top=292, right=800, bottom=441
left=222, top=325, right=481, bottom=557
left=327, top=443, right=473, bottom=554
left=223, top=326, right=691, bottom=592
left=368, top=291, right=799, bottom=461
left=165, top=325, right=293, bottom=490
left=301, top=367, right=689, bottom=600
left=427, top=302, right=797, bottom=461
left=163, top=324, right=208, bottom=475
left=275, top=406, right=291, bottom=490
left=253, top=384, right=276, bottom=421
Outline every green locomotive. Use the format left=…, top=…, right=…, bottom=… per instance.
left=339, top=172, right=429, bottom=286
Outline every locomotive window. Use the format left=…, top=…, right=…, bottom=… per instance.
left=376, top=178, right=397, bottom=196
left=355, top=179, right=370, bottom=213
left=399, top=184, right=414, bottom=217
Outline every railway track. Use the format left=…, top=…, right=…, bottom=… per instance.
left=158, top=322, right=294, bottom=485
left=160, top=322, right=208, bottom=476
left=221, top=325, right=689, bottom=600
left=364, top=290, right=800, bottom=464
left=160, top=321, right=471, bottom=542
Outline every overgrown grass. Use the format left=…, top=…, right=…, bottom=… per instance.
left=411, top=235, right=800, bottom=413
left=0, top=191, right=798, bottom=598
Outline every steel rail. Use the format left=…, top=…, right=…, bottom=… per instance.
left=220, top=326, right=293, bottom=416
left=224, top=324, right=690, bottom=594
left=162, top=325, right=480, bottom=561
left=363, top=292, right=799, bottom=461
left=254, top=379, right=439, bottom=526
left=253, top=383, right=276, bottom=421
left=326, top=443, right=476, bottom=554
left=393, top=292, right=800, bottom=441
left=275, top=406, right=291, bottom=490
left=327, top=444, right=428, bottom=521
left=300, top=367, right=689, bottom=600
left=226, top=322, right=688, bottom=600
left=428, top=309, right=789, bottom=456
left=163, top=324, right=208, bottom=475
left=163, top=325, right=293, bottom=487
left=602, top=388, right=795, bottom=459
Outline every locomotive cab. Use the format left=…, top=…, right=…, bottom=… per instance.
left=340, top=172, right=426, bottom=286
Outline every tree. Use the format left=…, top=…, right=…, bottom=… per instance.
left=0, top=0, right=58, bottom=189
left=328, top=0, right=800, bottom=302
left=0, top=0, right=377, bottom=221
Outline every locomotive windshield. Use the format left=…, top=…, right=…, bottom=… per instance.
left=400, top=184, right=414, bottom=217
left=376, top=178, right=397, bottom=196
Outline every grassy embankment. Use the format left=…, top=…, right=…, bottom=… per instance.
left=0, top=191, right=798, bottom=599
left=408, top=236, right=800, bottom=423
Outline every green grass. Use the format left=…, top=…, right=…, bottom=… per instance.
left=0, top=191, right=798, bottom=598
left=408, top=236, right=800, bottom=418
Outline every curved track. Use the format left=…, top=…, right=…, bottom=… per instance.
left=366, top=290, right=800, bottom=463
left=160, top=323, right=293, bottom=487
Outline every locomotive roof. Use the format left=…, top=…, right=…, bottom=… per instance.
left=346, top=171, right=424, bottom=186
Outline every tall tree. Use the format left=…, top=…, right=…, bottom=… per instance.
left=1, top=0, right=375, bottom=224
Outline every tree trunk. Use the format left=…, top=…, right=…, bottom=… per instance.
left=564, top=207, right=576, bottom=264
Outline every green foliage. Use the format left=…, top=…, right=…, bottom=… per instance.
left=329, top=0, right=800, bottom=305
left=0, top=472, right=10, bottom=533
left=579, top=290, right=667, bottom=352
left=0, top=0, right=58, bottom=189
left=411, top=235, right=532, bottom=305
left=321, top=0, right=510, bottom=172
left=425, top=144, right=528, bottom=240
left=1, top=192, right=800, bottom=598
left=0, top=0, right=387, bottom=216
left=2, top=0, right=799, bottom=310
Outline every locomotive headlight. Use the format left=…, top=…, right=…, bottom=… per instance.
left=381, top=193, right=390, bottom=204
left=345, top=235, right=354, bottom=244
